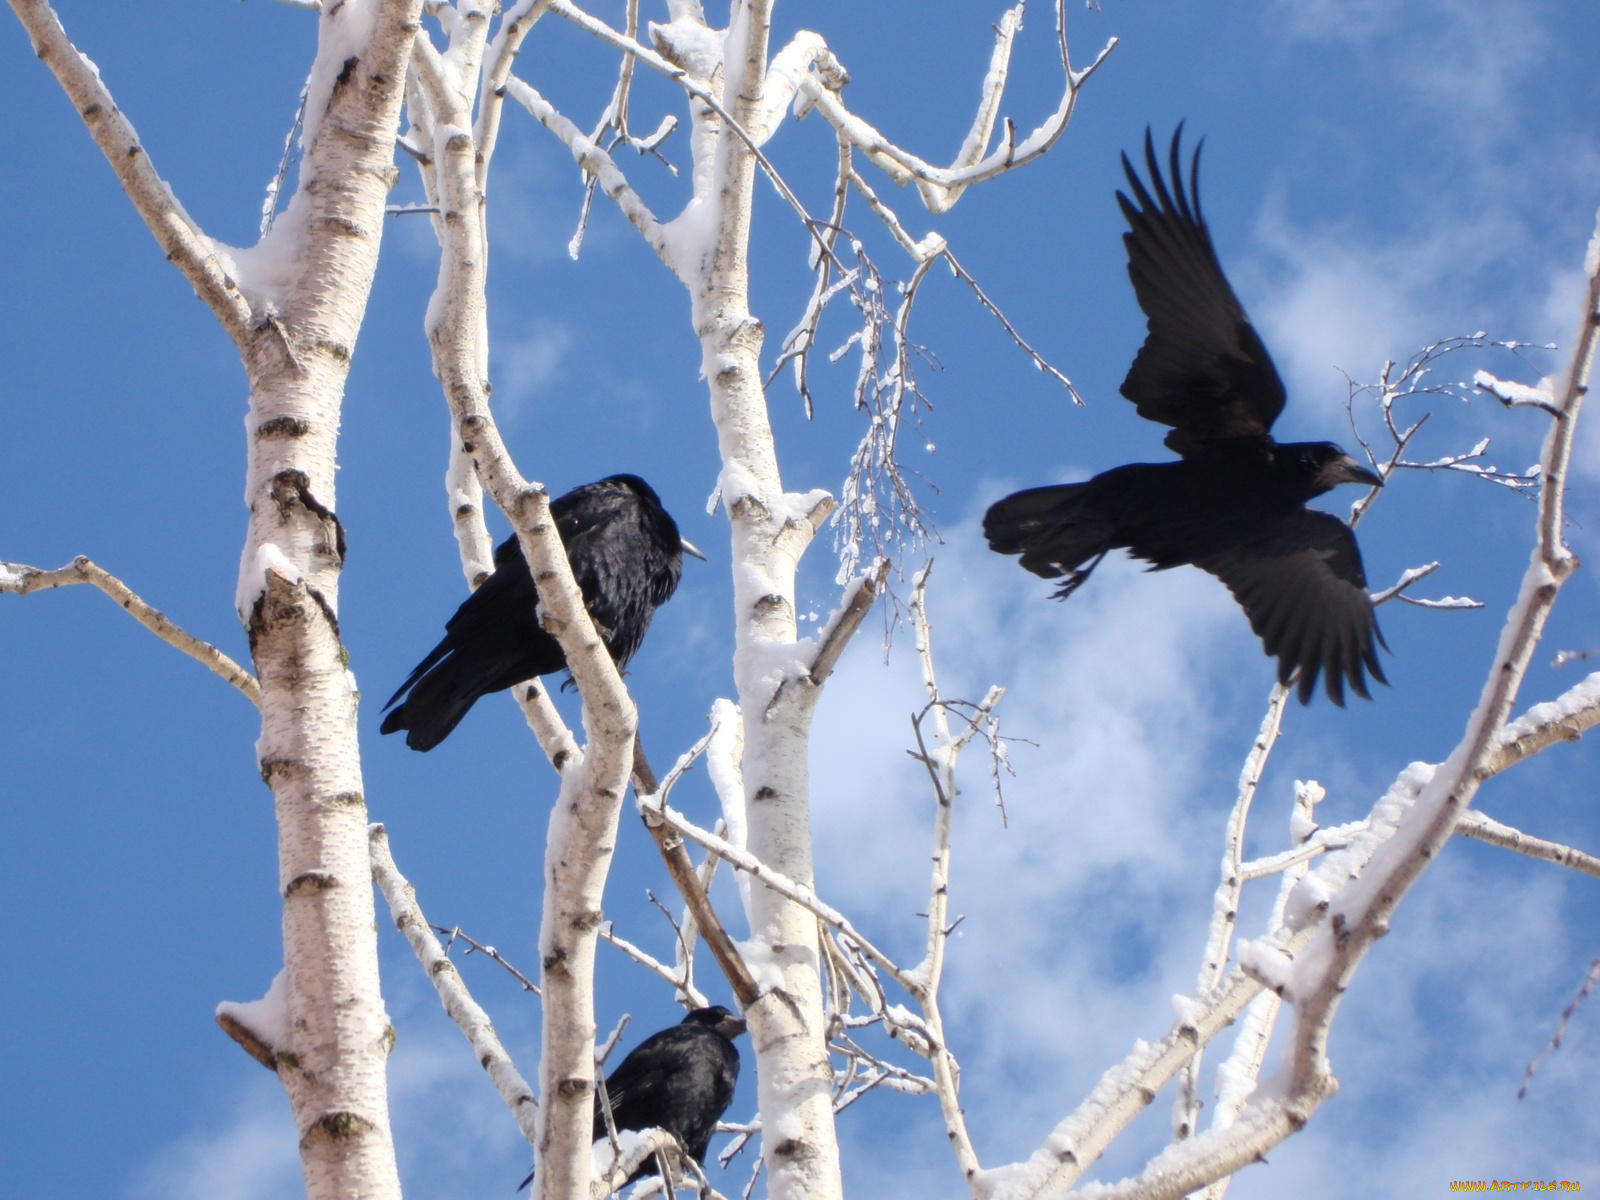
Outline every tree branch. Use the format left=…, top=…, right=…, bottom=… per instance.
left=1, top=556, right=260, bottom=705
left=1455, top=810, right=1600, bottom=881
left=369, top=824, right=539, bottom=1145
left=8, top=0, right=254, bottom=345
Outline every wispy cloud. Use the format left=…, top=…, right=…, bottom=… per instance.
left=494, top=317, right=576, bottom=420
left=804, top=515, right=1600, bottom=1193
left=128, top=1076, right=300, bottom=1200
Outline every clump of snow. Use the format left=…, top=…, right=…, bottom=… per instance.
left=591, top=1128, right=651, bottom=1180
left=1498, top=670, right=1600, bottom=747
left=1236, top=940, right=1295, bottom=998
left=975, top=1038, right=1161, bottom=1194
left=300, top=0, right=379, bottom=166
left=216, top=968, right=289, bottom=1054
left=236, top=542, right=302, bottom=623
left=733, top=938, right=788, bottom=996
left=1170, top=993, right=1205, bottom=1030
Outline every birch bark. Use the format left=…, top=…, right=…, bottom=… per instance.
left=8, top=1, right=424, bottom=1195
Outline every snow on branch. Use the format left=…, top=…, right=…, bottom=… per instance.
left=793, top=0, right=1117, bottom=215
left=1, top=556, right=261, bottom=705
left=369, top=824, right=540, bottom=1146
left=1369, top=561, right=1482, bottom=611
left=1455, top=810, right=1600, bottom=881
left=1344, top=334, right=1552, bottom=526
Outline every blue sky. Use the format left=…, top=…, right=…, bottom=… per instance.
left=3, top=1, right=1598, bottom=1197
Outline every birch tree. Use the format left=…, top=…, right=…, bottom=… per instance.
left=4, top=3, right=1597, bottom=1200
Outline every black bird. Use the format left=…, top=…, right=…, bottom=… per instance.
left=380, top=474, right=703, bottom=750
left=984, top=128, right=1387, bottom=704
left=520, top=1005, right=746, bottom=1191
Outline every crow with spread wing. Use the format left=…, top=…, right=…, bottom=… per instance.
left=381, top=474, right=703, bottom=750
left=985, top=128, right=1386, bottom=704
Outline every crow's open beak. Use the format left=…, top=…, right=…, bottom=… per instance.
left=1332, top=455, right=1384, bottom=489
left=680, top=538, right=708, bottom=561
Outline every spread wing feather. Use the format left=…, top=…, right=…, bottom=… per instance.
left=1197, top=509, right=1386, bottom=705
left=1118, top=127, right=1287, bottom=454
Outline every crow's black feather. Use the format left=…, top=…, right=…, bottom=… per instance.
left=519, top=1006, right=744, bottom=1192
left=381, top=474, right=693, bottom=750
left=985, top=129, right=1386, bottom=705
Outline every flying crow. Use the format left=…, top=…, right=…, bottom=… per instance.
left=520, top=1005, right=745, bottom=1191
left=381, top=474, right=702, bottom=750
left=984, top=128, right=1386, bottom=704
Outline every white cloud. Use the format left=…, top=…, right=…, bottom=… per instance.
left=128, top=1076, right=300, bottom=1200
left=804, top=516, right=1600, bottom=1194
left=1266, top=0, right=1547, bottom=132
left=495, top=318, right=576, bottom=420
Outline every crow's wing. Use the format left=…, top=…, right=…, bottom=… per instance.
left=1197, top=508, right=1386, bottom=705
left=596, top=1025, right=698, bottom=1137
left=1118, top=128, right=1286, bottom=455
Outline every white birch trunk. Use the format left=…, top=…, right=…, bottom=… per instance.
left=688, top=5, right=844, bottom=1197
left=9, top=1, right=425, bottom=1194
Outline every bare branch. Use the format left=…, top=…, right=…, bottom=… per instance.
left=370, top=825, right=539, bottom=1145
left=1519, top=957, right=1600, bottom=1100
left=634, top=740, right=762, bottom=1011
left=429, top=923, right=542, bottom=997
left=795, top=0, right=1116, bottom=214
left=2, top=557, right=260, bottom=705
left=599, top=923, right=709, bottom=1009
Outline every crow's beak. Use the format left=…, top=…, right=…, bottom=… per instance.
left=680, top=538, right=708, bottom=562
left=719, top=1014, right=748, bottom=1039
left=1331, top=455, right=1384, bottom=489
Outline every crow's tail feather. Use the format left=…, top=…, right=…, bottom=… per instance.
left=984, top=482, right=1114, bottom=585
left=377, top=656, right=485, bottom=752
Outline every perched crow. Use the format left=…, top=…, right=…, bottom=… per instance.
left=985, top=128, right=1387, bottom=704
left=520, top=1005, right=746, bottom=1191
left=380, top=474, right=702, bottom=750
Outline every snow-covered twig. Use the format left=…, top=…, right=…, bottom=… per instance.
left=1, top=556, right=261, bottom=705
left=1474, top=369, right=1559, bottom=415
left=1484, top=669, right=1600, bottom=776
left=1173, top=683, right=1289, bottom=1144
left=1368, top=561, right=1482, bottom=610
left=370, top=825, right=539, bottom=1145
left=1237, top=821, right=1365, bottom=882
left=1454, top=810, right=1600, bottom=881
left=795, top=0, right=1116, bottom=215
